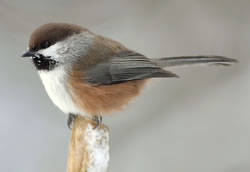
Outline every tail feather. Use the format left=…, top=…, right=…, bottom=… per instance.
left=153, top=56, right=238, bottom=68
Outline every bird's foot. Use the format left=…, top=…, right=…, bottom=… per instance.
left=67, top=113, right=76, bottom=129
left=92, top=116, right=102, bottom=129
left=68, top=114, right=102, bottom=130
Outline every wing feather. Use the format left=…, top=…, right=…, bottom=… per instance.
left=86, top=51, right=178, bottom=85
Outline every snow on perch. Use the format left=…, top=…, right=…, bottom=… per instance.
left=85, top=124, right=110, bottom=172
left=67, top=116, right=110, bottom=172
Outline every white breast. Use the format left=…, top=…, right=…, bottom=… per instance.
left=38, top=66, right=84, bottom=115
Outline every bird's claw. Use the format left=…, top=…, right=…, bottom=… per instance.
left=67, top=113, right=76, bottom=129
left=92, top=116, right=102, bottom=129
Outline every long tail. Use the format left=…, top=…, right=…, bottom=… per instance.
left=153, top=56, right=238, bottom=68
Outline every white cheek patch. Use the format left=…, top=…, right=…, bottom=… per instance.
left=37, top=43, right=61, bottom=60
left=37, top=42, right=67, bottom=60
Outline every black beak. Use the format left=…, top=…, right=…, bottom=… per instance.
left=21, top=50, right=35, bottom=57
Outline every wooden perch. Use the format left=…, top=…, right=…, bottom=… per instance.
left=67, top=115, right=109, bottom=172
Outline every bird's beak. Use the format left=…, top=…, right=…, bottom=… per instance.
left=21, top=50, right=35, bottom=57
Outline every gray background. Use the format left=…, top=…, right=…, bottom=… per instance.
left=0, top=0, right=249, bottom=171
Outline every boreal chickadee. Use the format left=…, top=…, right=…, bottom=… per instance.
left=21, top=23, right=237, bottom=128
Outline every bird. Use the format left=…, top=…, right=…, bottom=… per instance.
left=21, top=23, right=237, bottom=129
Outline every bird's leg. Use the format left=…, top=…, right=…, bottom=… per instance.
left=67, top=113, right=76, bottom=129
left=68, top=114, right=102, bottom=129
left=92, top=116, right=102, bottom=129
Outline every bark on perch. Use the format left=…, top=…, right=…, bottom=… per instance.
left=67, top=116, right=109, bottom=172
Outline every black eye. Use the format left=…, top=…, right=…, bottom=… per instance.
left=41, top=40, right=51, bottom=49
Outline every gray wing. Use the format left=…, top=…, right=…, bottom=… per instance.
left=86, top=51, right=178, bottom=85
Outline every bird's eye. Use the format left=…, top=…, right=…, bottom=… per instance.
left=41, top=41, right=51, bottom=49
